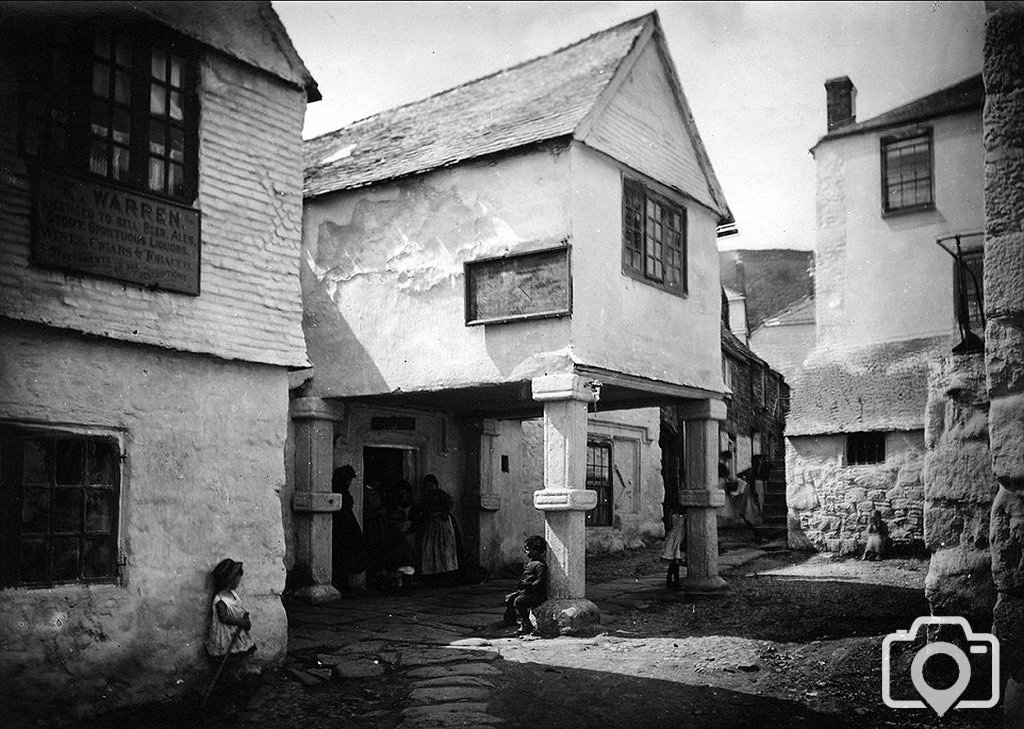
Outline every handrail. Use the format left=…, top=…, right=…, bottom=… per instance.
left=935, top=232, right=985, bottom=354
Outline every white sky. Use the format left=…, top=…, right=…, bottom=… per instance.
left=272, top=1, right=986, bottom=251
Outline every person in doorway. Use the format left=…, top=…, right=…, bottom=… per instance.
left=503, top=535, right=548, bottom=636
left=720, top=451, right=758, bottom=541
left=417, top=474, right=459, bottom=583
left=207, top=558, right=256, bottom=660
left=331, top=465, right=366, bottom=593
left=661, top=503, right=686, bottom=590
left=737, top=454, right=768, bottom=538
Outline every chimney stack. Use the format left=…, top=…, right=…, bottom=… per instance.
left=825, top=76, right=857, bottom=131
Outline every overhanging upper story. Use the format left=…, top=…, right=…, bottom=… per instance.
left=300, top=12, right=733, bottom=416
left=0, top=1, right=318, bottom=368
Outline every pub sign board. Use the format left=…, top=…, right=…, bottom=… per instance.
left=464, top=245, right=571, bottom=326
left=33, top=170, right=201, bottom=295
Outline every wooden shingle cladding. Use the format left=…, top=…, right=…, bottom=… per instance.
left=0, top=4, right=312, bottom=367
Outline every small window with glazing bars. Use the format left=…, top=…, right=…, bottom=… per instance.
left=881, top=129, right=933, bottom=214
left=585, top=441, right=613, bottom=527
left=622, top=179, right=687, bottom=296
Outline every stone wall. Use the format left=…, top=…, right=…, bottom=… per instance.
left=922, top=354, right=996, bottom=626
left=982, top=2, right=1024, bottom=711
left=786, top=431, right=925, bottom=554
left=0, top=320, right=291, bottom=722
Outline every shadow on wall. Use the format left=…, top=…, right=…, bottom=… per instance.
left=300, top=253, right=390, bottom=396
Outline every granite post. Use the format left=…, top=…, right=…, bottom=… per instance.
left=531, top=373, right=601, bottom=635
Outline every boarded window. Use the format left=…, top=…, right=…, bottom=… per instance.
left=585, top=441, right=613, bottom=527
left=1, top=426, right=121, bottom=588
left=847, top=432, right=886, bottom=465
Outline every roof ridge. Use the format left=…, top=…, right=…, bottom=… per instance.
left=306, top=12, right=655, bottom=144
left=856, top=72, right=982, bottom=127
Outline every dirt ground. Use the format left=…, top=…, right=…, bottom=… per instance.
left=495, top=541, right=999, bottom=729
left=63, top=538, right=1003, bottom=729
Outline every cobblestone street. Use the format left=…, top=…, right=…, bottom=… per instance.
left=66, top=534, right=999, bottom=729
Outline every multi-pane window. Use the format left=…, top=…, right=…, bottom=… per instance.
left=21, top=23, right=197, bottom=202
left=585, top=441, right=612, bottom=527
left=881, top=130, right=933, bottom=213
left=847, top=432, right=886, bottom=466
left=1, top=427, right=121, bottom=588
left=623, top=180, right=687, bottom=295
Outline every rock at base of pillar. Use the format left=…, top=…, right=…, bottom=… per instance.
left=681, top=574, right=729, bottom=595
left=533, top=598, right=601, bottom=637
left=293, top=583, right=341, bottom=605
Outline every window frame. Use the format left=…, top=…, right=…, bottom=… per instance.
left=18, top=20, right=200, bottom=205
left=622, top=178, right=688, bottom=297
left=0, top=424, right=123, bottom=590
left=846, top=432, right=886, bottom=466
left=585, top=440, right=613, bottom=528
left=880, top=127, right=934, bottom=216
left=953, top=248, right=985, bottom=336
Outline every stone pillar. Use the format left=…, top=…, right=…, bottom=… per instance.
left=531, top=374, right=601, bottom=635
left=678, top=399, right=728, bottom=594
left=922, top=355, right=996, bottom=628
left=290, top=397, right=344, bottom=604
left=983, top=5, right=1024, bottom=725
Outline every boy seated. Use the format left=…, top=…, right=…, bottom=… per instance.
left=503, top=535, right=548, bottom=636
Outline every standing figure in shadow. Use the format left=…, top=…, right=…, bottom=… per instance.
left=417, top=474, right=459, bottom=584
left=331, top=465, right=366, bottom=594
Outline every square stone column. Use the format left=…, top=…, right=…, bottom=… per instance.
left=531, top=374, right=601, bottom=635
left=290, top=397, right=344, bottom=604
left=678, top=399, right=729, bottom=594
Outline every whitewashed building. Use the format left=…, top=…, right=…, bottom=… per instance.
left=0, top=2, right=317, bottom=721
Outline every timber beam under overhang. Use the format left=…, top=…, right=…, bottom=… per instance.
left=332, top=366, right=723, bottom=421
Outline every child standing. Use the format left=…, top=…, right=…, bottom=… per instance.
left=503, top=535, right=548, bottom=636
left=661, top=504, right=686, bottom=590
left=206, top=558, right=256, bottom=659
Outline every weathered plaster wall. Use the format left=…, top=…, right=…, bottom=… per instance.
left=982, top=3, right=1024, bottom=703
left=813, top=111, right=984, bottom=350
left=569, top=145, right=724, bottom=392
left=301, top=146, right=575, bottom=399
left=0, top=49, right=309, bottom=368
left=922, top=354, right=996, bottom=626
left=0, top=319, right=290, bottom=721
left=302, top=142, right=725, bottom=400
left=786, top=431, right=925, bottom=554
left=476, top=409, right=664, bottom=574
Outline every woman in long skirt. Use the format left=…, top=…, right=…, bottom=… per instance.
left=417, top=474, right=459, bottom=582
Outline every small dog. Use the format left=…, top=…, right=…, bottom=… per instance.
left=862, top=510, right=890, bottom=561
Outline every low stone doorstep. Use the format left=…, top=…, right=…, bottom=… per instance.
left=404, top=663, right=503, bottom=679
left=401, top=703, right=490, bottom=719
left=398, top=648, right=500, bottom=667
left=332, top=661, right=386, bottom=680
left=286, top=667, right=324, bottom=686
left=412, top=676, right=496, bottom=689
left=408, top=686, right=492, bottom=704
left=450, top=638, right=492, bottom=647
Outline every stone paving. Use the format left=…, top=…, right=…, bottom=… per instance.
left=270, top=542, right=776, bottom=729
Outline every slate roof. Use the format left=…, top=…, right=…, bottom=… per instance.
left=303, top=11, right=728, bottom=215
left=813, top=73, right=983, bottom=148
left=786, top=335, right=951, bottom=436
left=757, top=295, right=815, bottom=329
